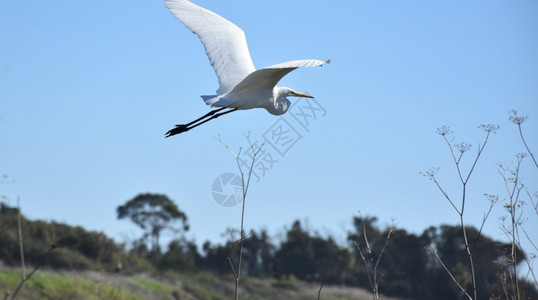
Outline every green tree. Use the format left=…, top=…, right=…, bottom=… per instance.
left=274, top=221, right=317, bottom=280
left=377, top=228, right=430, bottom=298
left=117, top=193, right=188, bottom=256
left=200, top=240, right=233, bottom=274
left=158, top=238, right=200, bottom=271
left=274, top=220, right=353, bottom=283
left=197, top=228, right=276, bottom=276
left=1, top=202, right=120, bottom=271
left=236, top=229, right=275, bottom=277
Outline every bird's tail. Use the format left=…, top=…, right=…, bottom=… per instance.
left=201, top=95, right=219, bottom=106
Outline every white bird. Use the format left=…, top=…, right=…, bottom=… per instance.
left=164, top=0, right=329, bottom=137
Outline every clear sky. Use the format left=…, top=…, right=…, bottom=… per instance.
left=1, top=0, right=537, bottom=257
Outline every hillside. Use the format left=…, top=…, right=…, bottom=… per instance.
left=1, top=267, right=400, bottom=300
left=1, top=201, right=536, bottom=299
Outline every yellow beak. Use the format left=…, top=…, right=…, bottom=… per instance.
left=292, top=91, right=314, bottom=98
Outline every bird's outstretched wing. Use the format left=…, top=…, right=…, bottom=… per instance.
left=228, top=59, right=330, bottom=95
left=165, top=0, right=256, bottom=95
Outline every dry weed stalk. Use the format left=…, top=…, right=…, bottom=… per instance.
left=218, top=134, right=263, bottom=300
left=10, top=199, right=56, bottom=300
left=317, top=278, right=325, bottom=300
left=422, top=124, right=498, bottom=300
left=498, top=156, right=525, bottom=296
left=497, top=159, right=538, bottom=297
left=494, top=111, right=538, bottom=298
left=509, top=110, right=537, bottom=169
left=353, top=213, right=394, bottom=300
left=425, top=245, right=473, bottom=300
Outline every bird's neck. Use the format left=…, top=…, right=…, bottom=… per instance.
left=264, top=88, right=290, bottom=116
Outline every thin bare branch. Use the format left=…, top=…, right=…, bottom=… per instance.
left=442, top=135, right=465, bottom=184
left=358, top=212, right=372, bottom=254
left=353, top=214, right=394, bottom=300
left=521, top=226, right=538, bottom=254
left=354, top=240, right=376, bottom=299
left=432, top=176, right=461, bottom=214
left=459, top=221, right=477, bottom=300
left=517, top=123, right=538, bottom=168
left=317, top=278, right=325, bottom=300
left=217, top=135, right=239, bottom=159
left=519, top=227, right=538, bottom=286
left=375, top=227, right=393, bottom=272
left=227, top=256, right=237, bottom=279
left=219, top=134, right=263, bottom=300
left=472, top=194, right=498, bottom=251
left=17, top=198, right=26, bottom=280
left=463, top=128, right=494, bottom=184
left=523, top=186, right=538, bottom=216
left=426, top=246, right=473, bottom=300
left=11, top=245, right=56, bottom=300
left=509, top=111, right=538, bottom=169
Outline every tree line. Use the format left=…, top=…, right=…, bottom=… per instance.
left=1, top=198, right=536, bottom=300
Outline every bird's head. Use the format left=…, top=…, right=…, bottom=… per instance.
left=280, top=87, right=314, bottom=99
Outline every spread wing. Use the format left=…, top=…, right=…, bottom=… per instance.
left=165, top=0, right=256, bottom=95
left=228, top=59, right=330, bottom=94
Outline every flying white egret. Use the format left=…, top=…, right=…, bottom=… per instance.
left=164, top=0, right=329, bottom=137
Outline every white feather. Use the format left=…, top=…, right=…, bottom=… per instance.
left=165, top=0, right=256, bottom=94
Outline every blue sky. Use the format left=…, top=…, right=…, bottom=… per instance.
left=1, top=0, right=537, bottom=257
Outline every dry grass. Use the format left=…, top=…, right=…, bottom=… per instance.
left=0, top=266, right=409, bottom=300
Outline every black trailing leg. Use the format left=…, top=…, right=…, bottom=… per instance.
left=165, top=107, right=237, bottom=137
